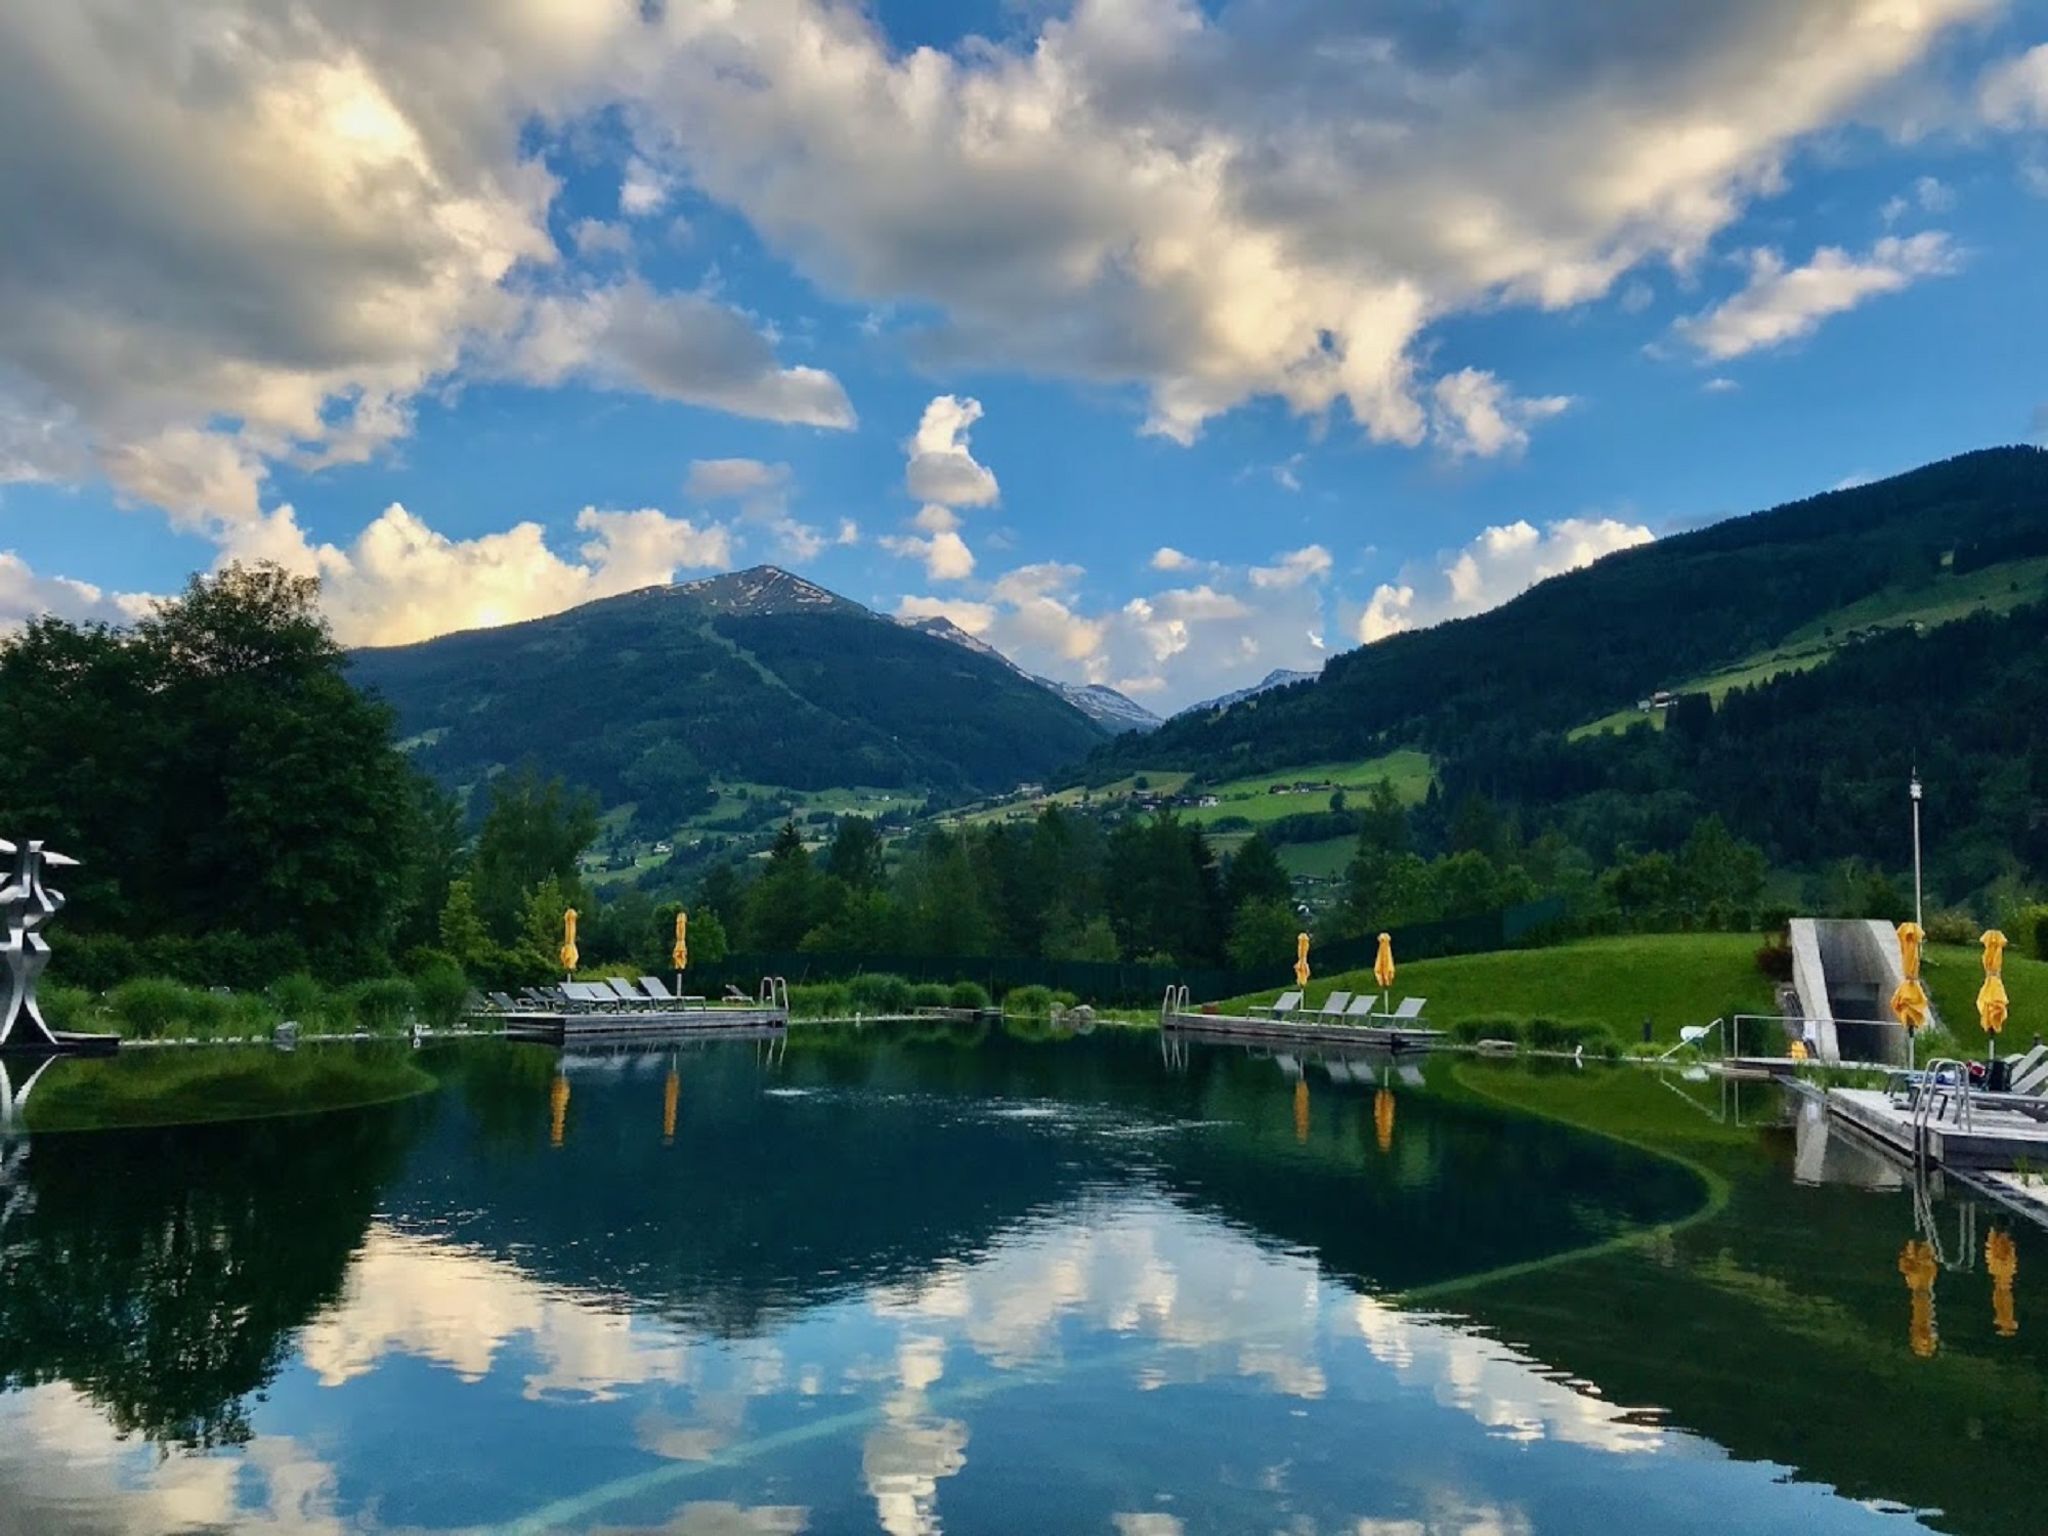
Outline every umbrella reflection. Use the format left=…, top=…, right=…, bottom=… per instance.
left=1293, top=1077, right=1309, bottom=1145
left=550, top=1071, right=570, bottom=1149
left=663, top=1062, right=680, bottom=1146
left=1373, top=1087, right=1395, bottom=1155
left=1898, top=1238, right=1938, bottom=1359
left=1988, top=1229, right=2019, bottom=1339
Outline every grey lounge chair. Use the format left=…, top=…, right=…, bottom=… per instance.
left=1344, top=995, right=1377, bottom=1018
left=1251, top=990, right=1303, bottom=1018
left=1382, top=996, right=1427, bottom=1023
left=607, top=978, right=644, bottom=1002
left=1317, top=990, right=1354, bottom=1020
left=487, top=991, right=519, bottom=1012
left=2009, top=1047, right=2048, bottom=1096
left=638, top=975, right=675, bottom=1001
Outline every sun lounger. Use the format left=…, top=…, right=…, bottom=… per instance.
left=1251, top=990, right=1303, bottom=1018
left=2010, top=1049, right=2048, bottom=1096
left=1381, top=996, right=1427, bottom=1023
left=487, top=991, right=519, bottom=1012
left=638, top=976, right=675, bottom=1001
left=606, top=978, right=644, bottom=1002
left=1317, top=990, right=1353, bottom=1020
left=1344, top=995, right=1377, bottom=1018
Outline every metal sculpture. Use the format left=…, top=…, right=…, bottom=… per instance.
left=0, top=839, right=79, bottom=1050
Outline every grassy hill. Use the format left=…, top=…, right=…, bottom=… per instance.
left=350, top=567, right=1106, bottom=816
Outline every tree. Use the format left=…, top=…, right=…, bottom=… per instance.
left=1227, top=898, right=1300, bottom=972
left=1044, top=909, right=1120, bottom=963
left=1329, top=787, right=1348, bottom=814
left=742, top=822, right=829, bottom=950
left=471, top=767, right=599, bottom=942
left=826, top=816, right=887, bottom=892
left=437, top=880, right=493, bottom=973
left=686, top=907, right=729, bottom=969
left=519, top=876, right=574, bottom=971
left=1223, top=835, right=1292, bottom=914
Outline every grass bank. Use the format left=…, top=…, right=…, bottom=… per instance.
left=1224, top=932, right=1776, bottom=1045
left=21, top=1043, right=438, bottom=1133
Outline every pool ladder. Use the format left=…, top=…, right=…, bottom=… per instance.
left=1159, top=984, right=1189, bottom=1025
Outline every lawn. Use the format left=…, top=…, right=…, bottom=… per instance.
left=1180, top=749, right=1433, bottom=827
left=1276, top=836, right=1354, bottom=880
left=1224, top=932, right=1777, bottom=1045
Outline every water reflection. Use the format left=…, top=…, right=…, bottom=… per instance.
left=1, top=1031, right=2043, bottom=1534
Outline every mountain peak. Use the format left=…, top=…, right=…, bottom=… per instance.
left=675, top=566, right=866, bottom=617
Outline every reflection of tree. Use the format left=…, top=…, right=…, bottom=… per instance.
left=0, top=1103, right=419, bottom=1447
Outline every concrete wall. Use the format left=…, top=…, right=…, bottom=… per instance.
left=1788, top=918, right=1920, bottom=1066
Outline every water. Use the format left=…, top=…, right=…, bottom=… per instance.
left=1, top=1027, right=2041, bottom=1534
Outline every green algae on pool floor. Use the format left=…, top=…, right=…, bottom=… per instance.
left=0, top=1026, right=2040, bottom=1534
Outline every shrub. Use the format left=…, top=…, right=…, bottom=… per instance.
left=848, top=972, right=913, bottom=1014
left=269, top=972, right=328, bottom=1027
left=909, top=982, right=950, bottom=1010
left=343, top=977, right=418, bottom=1033
left=1754, top=938, right=1794, bottom=983
left=1925, top=909, right=1979, bottom=946
left=49, top=931, right=142, bottom=992
left=36, top=982, right=98, bottom=1033
left=1450, top=1015, right=1523, bottom=1045
left=1004, top=984, right=1056, bottom=1017
left=947, top=981, right=991, bottom=1011
left=412, top=960, right=472, bottom=1029
left=788, top=982, right=851, bottom=1019
left=106, top=978, right=230, bottom=1040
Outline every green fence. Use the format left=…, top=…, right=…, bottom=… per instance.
left=697, top=897, right=1566, bottom=1006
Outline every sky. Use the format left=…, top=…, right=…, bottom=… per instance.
left=2, top=0, right=2047, bottom=712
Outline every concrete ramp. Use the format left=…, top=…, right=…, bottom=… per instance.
left=1788, top=918, right=1921, bottom=1065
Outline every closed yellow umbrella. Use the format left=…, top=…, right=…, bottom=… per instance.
left=1890, top=921, right=1929, bottom=1067
left=672, top=910, right=689, bottom=974
left=1979, top=928, right=2010, bottom=1053
left=559, top=907, right=580, bottom=978
left=1294, top=932, right=1311, bottom=990
left=1373, top=932, right=1396, bottom=1019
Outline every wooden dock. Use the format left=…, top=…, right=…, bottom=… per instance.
left=1827, top=1087, right=2048, bottom=1170
left=1163, top=1010, right=1444, bottom=1052
left=499, top=1005, right=789, bottom=1046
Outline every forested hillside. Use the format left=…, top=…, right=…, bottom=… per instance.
left=1089, top=447, right=2048, bottom=778
left=350, top=568, right=1106, bottom=817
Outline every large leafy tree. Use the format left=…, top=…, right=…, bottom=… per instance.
left=0, top=563, right=416, bottom=973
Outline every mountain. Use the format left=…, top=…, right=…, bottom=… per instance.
left=349, top=567, right=1107, bottom=811
left=1077, top=446, right=2048, bottom=894
left=899, top=614, right=1163, bottom=733
left=1175, top=668, right=1319, bottom=720
left=1086, top=447, right=2048, bottom=782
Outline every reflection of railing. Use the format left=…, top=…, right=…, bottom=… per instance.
left=1730, top=1012, right=1914, bottom=1063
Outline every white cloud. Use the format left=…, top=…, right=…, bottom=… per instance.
left=1150, top=547, right=1196, bottom=572
left=1248, top=545, right=1333, bottom=590
left=905, top=396, right=999, bottom=508
left=0, top=552, right=155, bottom=632
left=1674, top=233, right=1961, bottom=360
left=631, top=0, right=1987, bottom=444
left=901, top=555, right=1324, bottom=710
left=243, top=500, right=731, bottom=648
left=1702, top=376, right=1740, bottom=394
left=571, top=218, right=634, bottom=259
left=1429, top=370, right=1573, bottom=460
left=504, top=280, right=854, bottom=429
left=882, top=511, right=977, bottom=582
left=1356, top=516, right=1653, bottom=643
left=1981, top=44, right=2048, bottom=127
left=684, top=457, right=837, bottom=565
left=621, top=155, right=673, bottom=218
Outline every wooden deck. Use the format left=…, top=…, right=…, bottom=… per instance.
left=1827, top=1087, right=2048, bottom=1170
left=498, top=1005, right=789, bottom=1045
left=1163, top=1010, right=1444, bottom=1052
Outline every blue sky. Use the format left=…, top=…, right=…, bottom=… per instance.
left=2, top=0, right=2046, bottom=709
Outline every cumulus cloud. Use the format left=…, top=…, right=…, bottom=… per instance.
left=1150, top=547, right=1197, bottom=572
left=881, top=506, right=977, bottom=582
left=684, top=457, right=839, bottom=564
left=905, top=396, right=1000, bottom=507
left=1429, top=370, right=1573, bottom=460
left=0, top=1, right=849, bottom=547
left=1357, top=517, right=1653, bottom=643
left=0, top=552, right=155, bottom=632
left=632, top=0, right=1986, bottom=445
left=241, top=500, right=731, bottom=648
left=505, top=281, right=854, bottom=428
left=1981, top=44, right=2048, bottom=127
left=898, top=553, right=1326, bottom=710
left=1674, top=233, right=1962, bottom=360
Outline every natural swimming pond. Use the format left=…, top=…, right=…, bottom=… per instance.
left=1, top=1026, right=2042, bottom=1535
